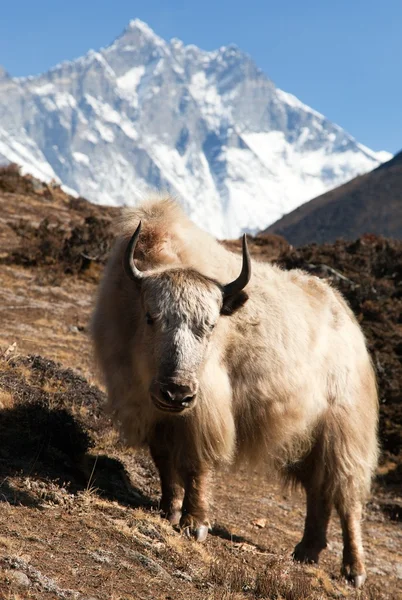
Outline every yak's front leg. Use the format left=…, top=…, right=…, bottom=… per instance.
left=180, top=467, right=212, bottom=542
left=150, top=443, right=184, bottom=526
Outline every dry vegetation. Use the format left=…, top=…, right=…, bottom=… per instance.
left=0, top=166, right=401, bottom=600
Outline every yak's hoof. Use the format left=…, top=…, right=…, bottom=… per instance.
left=180, top=515, right=209, bottom=542
left=292, top=542, right=321, bottom=564
left=160, top=502, right=182, bottom=526
left=182, top=524, right=209, bottom=542
left=353, top=574, right=367, bottom=588
left=341, top=566, right=367, bottom=588
left=165, top=509, right=182, bottom=526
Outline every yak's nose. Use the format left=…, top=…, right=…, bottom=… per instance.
left=160, top=382, right=197, bottom=406
left=151, top=380, right=198, bottom=411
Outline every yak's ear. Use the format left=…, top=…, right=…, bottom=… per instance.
left=221, top=291, right=249, bottom=316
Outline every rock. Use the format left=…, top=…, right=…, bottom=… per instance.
left=252, top=518, right=266, bottom=528
left=173, top=570, right=193, bottom=582
left=8, top=570, right=31, bottom=587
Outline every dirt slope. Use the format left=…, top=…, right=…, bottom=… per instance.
left=0, top=166, right=401, bottom=600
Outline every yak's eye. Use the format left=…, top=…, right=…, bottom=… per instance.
left=209, top=322, right=216, bottom=331
left=145, top=312, right=154, bottom=325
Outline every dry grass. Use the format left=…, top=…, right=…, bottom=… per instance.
left=208, top=555, right=319, bottom=600
left=255, top=564, right=315, bottom=599
left=0, top=390, right=14, bottom=409
left=209, top=559, right=254, bottom=593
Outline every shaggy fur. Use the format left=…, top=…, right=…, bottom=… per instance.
left=92, top=197, right=379, bottom=586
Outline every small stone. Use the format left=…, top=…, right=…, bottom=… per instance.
left=173, top=570, right=193, bottom=582
left=252, top=518, right=266, bottom=528
left=9, top=570, right=31, bottom=587
left=3, top=342, right=17, bottom=358
left=91, top=550, right=112, bottom=564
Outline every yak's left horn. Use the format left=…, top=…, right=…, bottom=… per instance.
left=223, top=234, right=251, bottom=297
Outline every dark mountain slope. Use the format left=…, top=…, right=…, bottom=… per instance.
left=265, top=150, right=402, bottom=245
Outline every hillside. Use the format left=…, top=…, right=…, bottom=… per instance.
left=0, top=166, right=401, bottom=599
left=0, top=19, right=391, bottom=238
left=265, top=150, right=402, bottom=245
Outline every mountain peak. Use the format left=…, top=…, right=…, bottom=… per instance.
left=103, top=19, right=168, bottom=62
left=128, top=18, right=154, bottom=34
left=120, top=18, right=165, bottom=46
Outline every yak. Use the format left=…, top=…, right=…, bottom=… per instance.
left=91, top=198, right=378, bottom=587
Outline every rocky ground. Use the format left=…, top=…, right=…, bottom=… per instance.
left=0, top=166, right=401, bottom=600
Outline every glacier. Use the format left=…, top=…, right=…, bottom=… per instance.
left=0, top=20, right=392, bottom=238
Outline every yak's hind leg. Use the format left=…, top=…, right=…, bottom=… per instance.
left=289, top=446, right=332, bottom=565
left=336, top=496, right=366, bottom=588
left=329, top=403, right=376, bottom=588
left=292, top=400, right=376, bottom=588
left=179, top=466, right=211, bottom=542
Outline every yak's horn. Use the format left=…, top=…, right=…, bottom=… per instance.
left=223, top=234, right=251, bottom=297
left=124, top=221, right=148, bottom=282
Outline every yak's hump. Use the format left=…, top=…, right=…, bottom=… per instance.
left=115, top=196, right=237, bottom=281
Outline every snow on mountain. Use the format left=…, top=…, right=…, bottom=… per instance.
left=0, top=20, right=392, bottom=238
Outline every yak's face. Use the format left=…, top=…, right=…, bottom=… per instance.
left=141, top=270, right=230, bottom=413
left=124, top=222, right=251, bottom=414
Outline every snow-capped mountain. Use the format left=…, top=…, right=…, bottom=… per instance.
left=0, top=20, right=392, bottom=238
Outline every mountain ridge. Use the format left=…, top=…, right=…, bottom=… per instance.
left=265, top=150, right=402, bottom=244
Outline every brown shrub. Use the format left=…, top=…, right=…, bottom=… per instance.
left=5, top=215, right=113, bottom=278
left=0, top=163, right=37, bottom=194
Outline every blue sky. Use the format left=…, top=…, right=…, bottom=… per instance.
left=1, top=0, right=400, bottom=153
